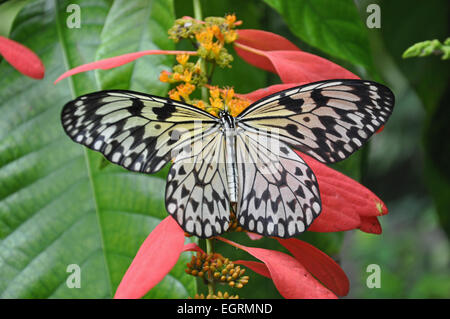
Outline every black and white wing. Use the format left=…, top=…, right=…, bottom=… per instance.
left=61, top=90, right=230, bottom=238
left=235, top=130, right=321, bottom=238
left=61, top=90, right=218, bottom=173
left=166, top=131, right=231, bottom=238
left=233, top=79, right=394, bottom=237
left=237, top=79, right=395, bottom=163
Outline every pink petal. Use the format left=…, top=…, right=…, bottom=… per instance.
left=235, top=83, right=308, bottom=102
left=217, top=236, right=336, bottom=299
left=54, top=50, right=197, bottom=83
left=278, top=238, right=349, bottom=296
left=246, top=232, right=263, bottom=241
left=182, top=243, right=205, bottom=254
left=237, top=29, right=300, bottom=52
left=234, top=42, right=358, bottom=83
left=235, top=29, right=300, bottom=73
left=0, top=36, right=44, bottom=79
left=234, top=260, right=271, bottom=278
left=114, top=216, right=186, bottom=299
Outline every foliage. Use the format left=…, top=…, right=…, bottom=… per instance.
left=403, top=38, right=450, bottom=60
left=0, top=0, right=448, bottom=298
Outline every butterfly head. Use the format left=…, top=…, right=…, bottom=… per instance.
left=218, top=110, right=236, bottom=129
left=218, top=110, right=231, bottom=118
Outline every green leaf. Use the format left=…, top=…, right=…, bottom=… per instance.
left=96, top=0, right=176, bottom=92
left=379, top=0, right=449, bottom=113
left=262, top=0, right=374, bottom=73
left=402, top=38, right=450, bottom=60
left=0, top=0, right=196, bottom=298
left=423, top=95, right=450, bottom=237
left=0, top=0, right=29, bottom=37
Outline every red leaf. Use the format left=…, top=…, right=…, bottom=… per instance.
left=246, top=232, right=263, bottom=241
left=278, top=238, right=349, bottom=296
left=299, top=152, right=387, bottom=233
left=0, top=36, right=45, bottom=79
left=234, top=42, right=358, bottom=83
left=54, top=50, right=197, bottom=83
left=234, top=260, right=271, bottom=278
left=235, top=29, right=300, bottom=73
left=114, top=216, right=185, bottom=299
left=376, top=125, right=385, bottom=133
left=235, top=83, right=307, bottom=102
left=217, top=236, right=336, bottom=299
left=359, top=216, right=382, bottom=234
left=237, top=29, right=301, bottom=52
left=182, top=243, right=205, bottom=254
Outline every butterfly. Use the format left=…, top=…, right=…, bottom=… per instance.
left=61, top=79, right=395, bottom=238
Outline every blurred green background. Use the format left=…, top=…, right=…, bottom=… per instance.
left=0, top=0, right=448, bottom=298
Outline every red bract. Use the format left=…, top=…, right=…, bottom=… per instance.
left=277, top=238, right=349, bottom=296
left=301, top=152, right=387, bottom=233
left=54, top=50, right=197, bottom=83
left=114, top=216, right=349, bottom=298
left=0, top=36, right=45, bottom=79
left=234, top=29, right=300, bottom=73
left=234, top=29, right=358, bottom=83
left=235, top=237, right=349, bottom=297
left=241, top=153, right=387, bottom=236
left=217, top=236, right=337, bottom=299
left=114, top=216, right=185, bottom=299
left=236, top=82, right=305, bottom=101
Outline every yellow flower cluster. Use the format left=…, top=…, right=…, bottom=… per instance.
left=161, top=14, right=250, bottom=117
left=192, top=292, right=239, bottom=299
left=199, top=86, right=250, bottom=117
left=185, top=252, right=249, bottom=289
left=168, top=15, right=238, bottom=68
left=160, top=54, right=207, bottom=103
left=159, top=54, right=204, bottom=84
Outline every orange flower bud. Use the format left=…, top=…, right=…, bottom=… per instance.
left=159, top=70, right=171, bottom=82
left=176, top=54, right=190, bottom=65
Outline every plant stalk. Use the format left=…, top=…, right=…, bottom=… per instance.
left=193, top=0, right=208, bottom=102
left=206, top=238, right=215, bottom=296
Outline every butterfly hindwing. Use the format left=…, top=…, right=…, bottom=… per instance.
left=237, top=79, right=395, bottom=163
left=166, top=131, right=231, bottom=238
left=61, top=90, right=218, bottom=174
left=235, top=129, right=321, bottom=238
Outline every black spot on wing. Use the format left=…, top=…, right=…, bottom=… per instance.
left=153, top=102, right=176, bottom=121
left=128, top=98, right=145, bottom=116
left=310, top=89, right=329, bottom=106
left=279, top=96, right=304, bottom=112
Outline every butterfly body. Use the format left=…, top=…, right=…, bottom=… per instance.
left=218, top=110, right=239, bottom=203
left=61, top=79, right=395, bottom=238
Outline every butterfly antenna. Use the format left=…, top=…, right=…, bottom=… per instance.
left=224, top=87, right=230, bottom=112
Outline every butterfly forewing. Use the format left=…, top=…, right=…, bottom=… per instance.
left=61, top=90, right=218, bottom=174
left=237, top=80, right=395, bottom=163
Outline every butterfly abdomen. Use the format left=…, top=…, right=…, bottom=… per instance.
left=219, top=111, right=238, bottom=203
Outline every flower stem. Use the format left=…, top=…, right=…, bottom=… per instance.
left=206, top=238, right=215, bottom=296
left=193, top=0, right=208, bottom=102
left=193, top=0, right=202, bottom=21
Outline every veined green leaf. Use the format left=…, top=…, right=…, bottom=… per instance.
left=0, top=0, right=196, bottom=298
left=263, top=0, right=374, bottom=73
left=0, top=0, right=29, bottom=37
